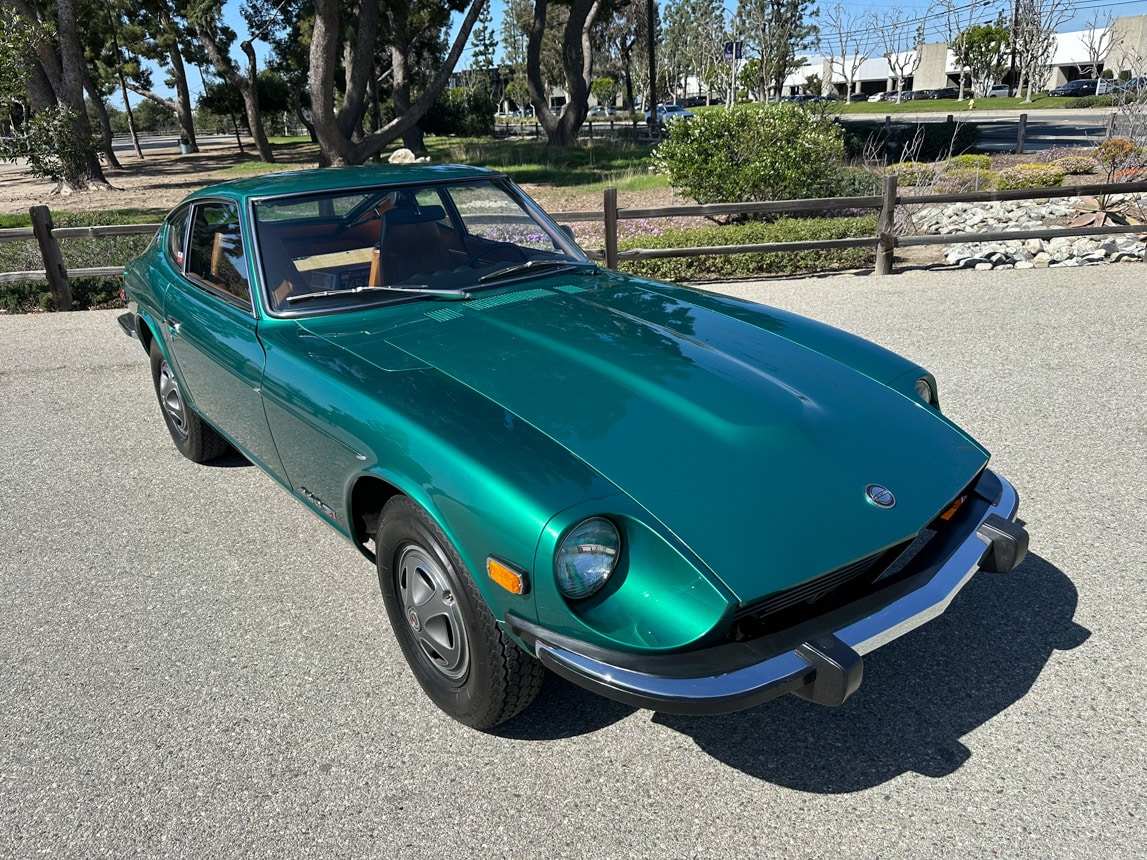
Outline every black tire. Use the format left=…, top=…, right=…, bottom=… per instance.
left=148, top=340, right=230, bottom=463
left=377, top=496, right=544, bottom=729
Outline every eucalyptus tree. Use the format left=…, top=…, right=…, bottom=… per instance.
left=1080, top=9, right=1115, bottom=79
left=186, top=0, right=280, bottom=163
left=820, top=2, right=870, bottom=100
left=1, top=0, right=111, bottom=190
left=599, top=0, right=649, bottom=112
left=524, top=0, right=607, bottom=146
left=308, top=0, right=487, bottom=165
left=874, top=8, right=924, bottom=101
left=119, top=0, right=207, bottom=152
left=736, top=0, right=817, bottom=102
left=1011, top=0, right=1073, bottom=100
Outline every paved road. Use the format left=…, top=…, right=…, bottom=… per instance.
left=1, top=266, right=1144, bottom=859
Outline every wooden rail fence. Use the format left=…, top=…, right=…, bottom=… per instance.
left=3, top=178, right=1145, bottom=309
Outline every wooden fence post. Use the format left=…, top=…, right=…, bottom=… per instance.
left=1016, top=113, right=1028, bottom=154
left=30, top=205, right=72, bottom=310
left=876, top=173, right=897, bottom=276
left=603, top=186, right=619, bottom=270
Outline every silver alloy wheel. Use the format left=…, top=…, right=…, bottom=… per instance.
left=396, top=544, right=470, bottom=681
left=157, top=359, right=188, bottom=438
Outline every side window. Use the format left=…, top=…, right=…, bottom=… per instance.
left=166, top=207, right=190, bottom=270
left=187, top=202, right=251, bottom=304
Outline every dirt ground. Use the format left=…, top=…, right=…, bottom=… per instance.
left=0, top=137, right=667, bottom=217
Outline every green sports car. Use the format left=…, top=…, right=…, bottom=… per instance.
left=119, top=165, right=1028, bottom=729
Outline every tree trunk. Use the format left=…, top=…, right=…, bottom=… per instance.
left=166, top=30, right=199, bottom=152
left=309, top=0, right=487, bottom=165
left=527, top=0, right=598, bottom=147
left=388, top=7, right=428, bottom=156
left=84, top=73, right=123, bottom=170
left=195, top=25, right=274, bottom=162
left=55, top=0, right=111, bottom=190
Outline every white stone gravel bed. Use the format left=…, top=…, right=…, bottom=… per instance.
left=909, top=197, right=1147, bottom=269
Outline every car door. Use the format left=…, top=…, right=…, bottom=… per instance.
left=160, top=198, right=287, bottom=478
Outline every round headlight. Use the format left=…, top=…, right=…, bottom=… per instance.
left=915, top=376, right=934, bottom=405
left=555, top=517, right=621, bottom=600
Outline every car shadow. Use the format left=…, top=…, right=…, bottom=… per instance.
left=498, top=552, right=1088, bottom=779
left=653, top=551, right=1088, bottom=790
left=203, top=450, right=252, bottom=469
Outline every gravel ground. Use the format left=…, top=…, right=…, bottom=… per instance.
left=0, top=266, right=1143, bottom=859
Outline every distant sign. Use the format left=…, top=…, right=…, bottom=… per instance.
left=723, top=40, right=743, bottom=62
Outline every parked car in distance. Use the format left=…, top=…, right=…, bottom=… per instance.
left=119, top=164, right=1029, bottom=730
left=1049, top=79, right=1098, bottom=97
left=986, top=84, right=1011, bottom=97
left=587, top=105, right=616, bottom=117
left=1098, top=76, right=1147, bottom=95
left=927, top=87, right=960, bottom=99
left=867, top=92, right=889, bottom=102
left=645, top=103, right=695, bottom=122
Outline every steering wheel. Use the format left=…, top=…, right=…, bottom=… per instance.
left=465, top=241, right=529, bottom=268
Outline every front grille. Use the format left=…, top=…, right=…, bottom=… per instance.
left=729, top=484, right=975, bottom=643
left=734, top=549, right=893, bottom=624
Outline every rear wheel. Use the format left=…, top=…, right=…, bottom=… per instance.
left=377, top=496, right=544, bottom=729
left=149, top=341, right=229, bottom=463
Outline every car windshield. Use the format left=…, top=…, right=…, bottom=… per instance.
left=253, top=178, right=588, bottom=313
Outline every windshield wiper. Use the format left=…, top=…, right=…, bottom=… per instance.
left=286, top=284, right=469, bottom=304
left=478, top=259, right=597, bottom=284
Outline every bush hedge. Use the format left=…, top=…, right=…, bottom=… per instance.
left=616, top=215, right=876, bottom=281
left=1053, top=155, right=1097, bottom=175
left=995, top=163, right=1065, bottom=189
left=948, top=153, right=992, bottom=170
left=653, top=104, right=846, bottom=204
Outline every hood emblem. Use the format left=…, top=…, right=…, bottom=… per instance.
left=865, top=484, right=896, bottom=508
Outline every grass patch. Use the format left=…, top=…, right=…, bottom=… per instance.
left=423, top=136, right=657, bottom=186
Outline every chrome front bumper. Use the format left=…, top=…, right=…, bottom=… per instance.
left=506, top=469, right=1027, bottom=715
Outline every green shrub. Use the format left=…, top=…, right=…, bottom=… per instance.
left=934, top=167, right=995, bottom=193
left=616, top=215, right=876, bottom=280
left=420, top=85, right=496, bottom=138
left=948, top=153, right=992, bottom=170
left=1063, top=95, right=1114, bottom=109
left=653, top=104, right=846, bottom=204
left=995, top=163, right=1065, bottom=189
left=1053, top=155, right=1097, bottom=175
left=888, top=161, right=936, bottom=186
left=823, top=166, right=880, bottom=197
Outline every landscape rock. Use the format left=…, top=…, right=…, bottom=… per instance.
left=912, top=195, right=1147, bottom=270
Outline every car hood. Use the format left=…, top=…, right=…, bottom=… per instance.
left=314, top=280, right=989, bottom=602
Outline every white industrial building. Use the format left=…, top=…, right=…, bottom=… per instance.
left=779, top=14, right=1147, bottom=99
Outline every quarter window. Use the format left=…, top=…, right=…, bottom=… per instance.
left=166, top=206, right=190, bottom=269
left=187, top=202, right=251, bottom=304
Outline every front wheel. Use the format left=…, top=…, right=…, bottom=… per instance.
left=149, top=340, right=229, bottom=463
left=377, top=496, right=544, bottom=729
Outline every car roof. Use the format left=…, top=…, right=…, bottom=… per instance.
left=184, top=163, right=502, bottom=203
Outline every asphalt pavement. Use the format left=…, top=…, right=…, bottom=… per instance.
left=1, top=265, right=1144, bottom=858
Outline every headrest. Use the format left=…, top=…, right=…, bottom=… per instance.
left=384, top=205, right=446, bottom=227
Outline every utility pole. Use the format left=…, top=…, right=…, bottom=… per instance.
left=1007, top=0, right=1019, bottom=96
left=647, top=0, right=658, bottom=132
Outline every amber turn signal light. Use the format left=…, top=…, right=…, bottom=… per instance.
left=488, top=557, right=528, bottom=595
